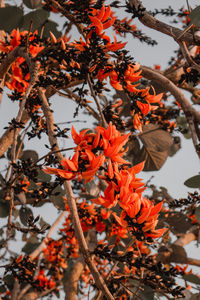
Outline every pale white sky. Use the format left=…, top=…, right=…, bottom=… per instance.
left=0, top=1, right=200, bottom=297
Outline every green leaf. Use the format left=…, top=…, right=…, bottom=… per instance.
left=0, top=201, right=9, bottom=218
left=177, top=116, right=191, bottom=139
left=169, top=137, right=181, bottom=157
left=0, top=285, right=6, bottom=293
left=189, top=6, right=200, bottom=27
left=23, top=0, right=42, bottom=9
left=42, top=20, right=62, bottom=38
left=195, top=206, right=200, bottom=224
left=19, top=206, right=33, bottom=226
left=37, top=169, right=51, bottom=181
left=170, top=244, right=187, bottom=263
left=29, top=235, right=39, bottom=243
left=166, top=212, right=191, bottom=234
left=50, top=185, right=65, bottom=210
left=39, top=217, right=50, bottom=230
left=22, top=241, right=40, bottom=254
left=21, top=9, right=50, bottom=31
left=139, top=286, right=154, bottom=300
left=184, top=274, right=200, bottom=285
left=184, top=175, right=200, bottom=188
left=20, top=150, right=39, bottom=163
left=0, top=6, right=23, bottom=32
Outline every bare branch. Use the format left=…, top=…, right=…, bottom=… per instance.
left=0, top=110, right=30, bottom=158
left=129, top=0, right=200, bottom=44
left=174, top=230, right=197, bottom=247
left=187, top=257, right=200, bottom=267
left=64, top=257, right=85, bottom=300
left=178, top=40, right=200, bottom=73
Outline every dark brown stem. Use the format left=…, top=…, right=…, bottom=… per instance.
left=87, top=74, right=107, bottom=127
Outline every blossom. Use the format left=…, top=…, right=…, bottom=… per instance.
left=0, top=29, right=43, bottom=94
left=88, top=5, right=116, bottom=36
left=96, top=122, right=131, bottom=164
left=43, top=122, right=165, bottom=240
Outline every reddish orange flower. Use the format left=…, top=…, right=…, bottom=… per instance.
left=44, top=151, right=79, bottom=180
left=94, top=182, right=118, bottom=208
left=96, top=122, right=131, bottom=164
left=0, top=29, right=43, bottom=94
left=81, top=149, right=105, bottom=182
left=104, top=34, right=127, bottom=52
left=88, top=5, right=116, bottom=36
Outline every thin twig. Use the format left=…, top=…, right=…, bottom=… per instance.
left=50, top=0, right=86, bottom=38
left=87, top=74, right=107, bottom=127
left=96, top=238, right=136, bottom=300
left=11, top=55, right=38, bottom=163
left=188, top=117, right=200, bottom=158
left=186, top=0, right=191, bottom=12
left=56, top=88, right=101, bottom=122
left=178, top=40, right=200, bottom=73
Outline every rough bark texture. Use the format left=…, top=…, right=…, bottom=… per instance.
left=64, top=258, right=85, bottom=300
left=0, top=110, right=30, bottom=158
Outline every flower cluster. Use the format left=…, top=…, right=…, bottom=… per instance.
left=36, top=269, right=56, bottom=290
left=71, top=4, right=163, bottom=131
left=44, top=122, right=166, bottom=239
left=0, top=29, right=43, bottom=93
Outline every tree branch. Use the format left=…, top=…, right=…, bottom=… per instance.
left=129, top=0, right=200, bottom=44
left=141, top=65, right=200, bottom=123
left=39, top=88, right=114, bottom=300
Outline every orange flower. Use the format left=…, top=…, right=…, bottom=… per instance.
left=0, top=29, right=43, bottom=93
left=94, top=182, right=118, bottom=208
left=133, top=113, right=143, bottom=132
left=96, top=122, right=131, bottom=164
left=104, top=34, right=127, bottom=52
left=81, top=149, right=105, bottom=182
left=88, top=5, right=116, bottom=36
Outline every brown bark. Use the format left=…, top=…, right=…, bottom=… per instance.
left=64, top=258, right=85, bottom=300
left=157, top=229, right=198, bottom=265
left=129, top=0, right=200, bottom=44
left=21, top=293, right=38, bottom=300
left=0, top=110, right=30, bottom=158
left=141, top=65, right=200, bottom=122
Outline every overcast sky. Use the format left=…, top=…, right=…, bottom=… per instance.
left=0, top=1, right=200, bottom=284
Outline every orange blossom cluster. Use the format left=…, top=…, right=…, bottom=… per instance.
left=0, top=29, right=43, bottom=93
left=44, top=122, right=166, bottom=239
